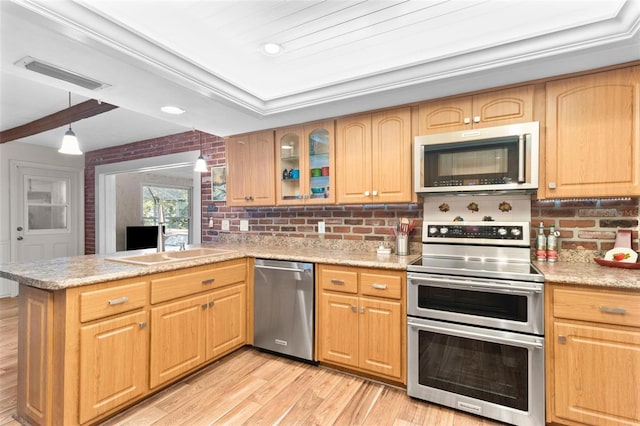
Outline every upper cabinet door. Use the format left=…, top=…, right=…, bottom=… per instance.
left=544, top=66, right=640, bottom=198
left=371, top=107, right=413, bottom=203
left=226, top=130, right=275, bottom=207
left=336, top=114, right=373, bottom=204
left=418, top=85, right=534, bottom=134
left=275, top=120, right=335, bottom=205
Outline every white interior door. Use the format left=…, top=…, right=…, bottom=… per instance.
left=12, top=163, right=82, bottom=263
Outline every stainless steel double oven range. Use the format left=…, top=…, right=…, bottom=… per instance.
left=407, top=221, right=544, bottom=426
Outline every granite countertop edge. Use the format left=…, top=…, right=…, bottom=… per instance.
left=0, top=243, right=637, bottom=291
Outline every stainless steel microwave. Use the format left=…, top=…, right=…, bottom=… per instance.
left=414, top=122, right=539, bottom=194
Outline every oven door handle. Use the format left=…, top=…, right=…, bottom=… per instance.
left=408, top=275, right=543, bottom=294
left=408, top=319, right=544, bottom=350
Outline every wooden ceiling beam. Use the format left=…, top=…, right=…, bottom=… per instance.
left=0, top=99, right=118, bottom=144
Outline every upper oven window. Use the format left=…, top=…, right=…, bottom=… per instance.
left=418, top=285, right=528, bottom=323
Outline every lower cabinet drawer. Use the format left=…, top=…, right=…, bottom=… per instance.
left=553, top=287, right=640, bottom=327
left=151, top=259, right=246, bottom=304
left=80, top=281, right=148, bottom=322
left=319, top=266, right=358, bottom=294
left=360, top=272, right=402, bottom=300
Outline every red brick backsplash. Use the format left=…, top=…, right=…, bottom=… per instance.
left=84, top=130, right=639, bottom=257
left=531, top=198, right=639, bottom=252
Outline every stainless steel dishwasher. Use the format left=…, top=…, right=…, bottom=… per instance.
left=253, top=259, right=315, bottom=361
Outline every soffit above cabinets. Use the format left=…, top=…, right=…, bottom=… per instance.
left=1, top=0, right=639, bottom=152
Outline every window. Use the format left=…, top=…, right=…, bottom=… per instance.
left=142, top=185, right=191, bottom=246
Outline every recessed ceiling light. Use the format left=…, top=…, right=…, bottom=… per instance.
left=263, top=43, right=282, bottom=55
left=161, top=105, right=185, bottom=115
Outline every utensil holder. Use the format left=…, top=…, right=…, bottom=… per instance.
left=396, top=235, right=409, bottom=256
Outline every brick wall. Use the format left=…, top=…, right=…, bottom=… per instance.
left=531, top=198, right=639, bottom=252
left=85, top=130, right=639, bottom=257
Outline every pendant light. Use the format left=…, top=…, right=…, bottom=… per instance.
left=194, top=131, right=207, bottom=172
left=58, top=92, right=82, bottom=155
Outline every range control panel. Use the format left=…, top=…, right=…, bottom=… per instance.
left=423, top=221, right=531, bottom=246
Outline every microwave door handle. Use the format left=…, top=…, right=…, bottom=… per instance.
left=517, top=134, right=528, bottom=183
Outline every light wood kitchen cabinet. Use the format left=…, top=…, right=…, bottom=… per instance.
left=150, top=260, right=247, bottom=388
left=275, top=120, right=335, bottom=205
left=546, top=283, right=640, bottom=426
left=79, top=311, right=149, bottom=423
left=336, top=107, right=413, bottom=204
left=226, top=130, right=276, bottom=206
left=543, top=66, right=640, bottom=198
left=205, top=283, right=247, bottom=359
left=16, top=258, right=248, bottom=426
left=418, top=85, right=534, bottom=134
left=317, top=264, right=405, bottom=383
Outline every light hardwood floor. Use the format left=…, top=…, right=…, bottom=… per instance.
left=0, top=296, right=503, bottom=426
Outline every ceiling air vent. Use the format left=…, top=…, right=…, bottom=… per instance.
left=16, top=56, right=109, bottom=91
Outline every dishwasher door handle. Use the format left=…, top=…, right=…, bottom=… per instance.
left=255, top=264, right=306, bottom=273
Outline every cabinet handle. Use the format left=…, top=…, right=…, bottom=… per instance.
left=139, top=322, right=147, bottom=329
left=331, top=279, right=345, bottom=285
left=463, top=117, right=471, bottom=124
left=558, top=335, right=566, bottom=344
left=548, top=182, right=557, bottom=189
left=202, top=278, right=215, bottom=285
left=599, top=306, right=627, bottom=315
left=108, top=296, right=129, bottom=305
left=371, top=283, right=387, bottom=290
left=359, top=306, right=364, bottom=314
left=473, top=116, right=480, bottom=123
left=209, top=301, right=215, bottom=308
left=201, top=304, right=208, bottom=310
left=351, top=305, right=356, bottom=312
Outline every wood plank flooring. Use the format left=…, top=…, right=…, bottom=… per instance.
left=0, top=296, right=503, bottom=426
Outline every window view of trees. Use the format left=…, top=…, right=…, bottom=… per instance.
left=142, top=185, right=190, bottom=245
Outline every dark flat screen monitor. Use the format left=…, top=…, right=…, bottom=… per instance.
left=126, top=225, right=164, bottom=250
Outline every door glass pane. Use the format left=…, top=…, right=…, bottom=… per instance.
left=280, top=132, right=301, bottom=200
left=26, top=177, right=69, bottom=231
left=309, top=128, right=330, bottom=199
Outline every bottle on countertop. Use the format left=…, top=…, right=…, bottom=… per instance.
left=547, top=225, right=558, bottom=262
left=536, top=222, right=547, bottom=261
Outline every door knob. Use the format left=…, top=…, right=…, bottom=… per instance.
left=17, top=227, right=23, bottom=231
left=17, top=236, right=23, bottom=241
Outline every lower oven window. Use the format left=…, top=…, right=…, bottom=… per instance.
left=419, top=329, right=528, bottom=411
left=418, top=286, right=527, bottom=322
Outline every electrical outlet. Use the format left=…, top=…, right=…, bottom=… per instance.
left=318, top=221, right=325, bottom=234
left=221, top=219, right=230, bottom=231
left=240, top=219, right=249, bottom=232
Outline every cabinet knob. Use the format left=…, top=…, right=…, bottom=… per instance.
left=473, top=116, right=481, bottom=123
left=558, top=335, right=567, bottom=344
left=351, top=305, right=356, bottom=312
left=139, top=322, right=147, bottom=329
left=209, top=301, right=215, bottom=308
left=464, top=117, right=471, bottom=124
left=359, top=306, right=365, bottom=314
left=201, top=304, right=208, bottom=310
left=548, top=182, right=557, bottom=189
left=372, top=190, right=378, bottom=196
left=364, top=191, right=370, bottom=197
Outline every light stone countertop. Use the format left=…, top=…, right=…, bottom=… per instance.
left=1, top=241, right=638, bottom=291
left=534, top=261, right=639, bottom=290
left=0, top=242, right=420, bottom=291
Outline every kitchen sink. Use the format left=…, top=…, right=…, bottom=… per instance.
left=107, top=248, right=235, bottom=265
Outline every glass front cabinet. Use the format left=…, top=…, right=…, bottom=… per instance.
left=276, top=120, right=335, bottom=205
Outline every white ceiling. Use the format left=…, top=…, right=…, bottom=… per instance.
left=1, top=0, right=639, bottom=153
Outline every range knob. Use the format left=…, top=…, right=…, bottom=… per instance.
left=429, top=227, right=438, bottom=235
left=511, top=228, right=522, bottom=236
left=497, top=228, right=508, bottom=236
left=439, top=227, right=448, bottom=235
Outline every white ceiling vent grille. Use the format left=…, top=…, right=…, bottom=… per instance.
left=16, top=56, right=109, bottom=91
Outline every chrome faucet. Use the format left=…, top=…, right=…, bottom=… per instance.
left=157, top=203, right=167, bottom=252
